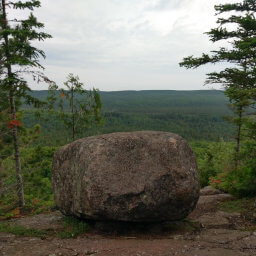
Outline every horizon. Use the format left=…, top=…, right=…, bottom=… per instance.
left=32, top=88, right=225, bottom=92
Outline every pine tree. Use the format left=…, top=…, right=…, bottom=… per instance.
left=0, top=0, right=52, bottom=206
left=180, top=0, right=256, bottom=161
left=57, top=74, right=102, bottom=142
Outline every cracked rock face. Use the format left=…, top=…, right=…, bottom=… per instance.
left=52, top=131, right=200, bottom=222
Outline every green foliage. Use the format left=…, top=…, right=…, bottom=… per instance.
left=191, top=140, right=234, bottom=187
left=212, top=139, right=256, bottom=196
left=0, top=0, right=52, bottom=104
left=0, top=216, right=88, bottom=239
left=0, top=146, right=57, bottom=217
left=22, top=146, right=57, bottom=209
left=0, top=109, right=13, bottom=161
left=209, top=119, right=256, bottom=196
left=219, top=198, right=255, bottom=213
left=22, top=90, right=234, bottom=145
left=51, top=73, right=102, bottom=142
left=0, top=222, right=46, bottom=238
left=180, top=0, right=256, bottom=158
left=191, top=137, right=256, bottom=196
left=180, top=0, right=256, bottom=196
left=0, top=110, right=41, bottom=165
left=59, top=216, right=89, bottom=238
left=0, top=0, right=53, bottom=206
left=215, top=167, right=256, bottom=197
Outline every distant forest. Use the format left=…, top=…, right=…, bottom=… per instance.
left=23, top=90, right=234, bottom=146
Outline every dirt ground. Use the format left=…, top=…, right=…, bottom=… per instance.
left=0, top=187, right=256, bottom=256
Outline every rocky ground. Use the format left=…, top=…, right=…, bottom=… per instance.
left=0, top=187, right=256, bottom=256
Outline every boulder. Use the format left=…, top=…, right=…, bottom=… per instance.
left=52, top=131, right=200, bottom=222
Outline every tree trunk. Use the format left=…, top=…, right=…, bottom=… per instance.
left=235, top=106, right=243, bottom=168
left=2, top=0, right=25, bottom=207
left=71, top=86, right=75, bottom=141
left=235, top=112, right=242, bottom=154
left=10, top=95, right=25, bottom=207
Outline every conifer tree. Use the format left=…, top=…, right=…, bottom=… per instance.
left=180, top=0, right=256, bottom=160
left=0, top=0, right=51, bottom=206
left=57, top=74, right=102, bottom=142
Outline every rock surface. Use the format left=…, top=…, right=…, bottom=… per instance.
left=2, top=190, right=256, bottom=256
left=52, top=131, right=200, bottom=222
left=200, top=186, right=222, bottom=196
left=197, top=193, right=233, bottom=206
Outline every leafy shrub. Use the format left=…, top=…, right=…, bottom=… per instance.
left=191, top=140, right=234, bottom=187
left=59, top=216, right=89, bottom=238
left=22, top=146, right=57, bottom=202
left=213, top=167, right=256, bottom=197
left=211, top=139, right=256, bottom=197
left=0, top=145, right=58, bottom=217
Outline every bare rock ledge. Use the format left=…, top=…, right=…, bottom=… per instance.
left=52, top=131, right=200, bottom=222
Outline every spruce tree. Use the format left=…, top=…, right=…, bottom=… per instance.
left=57, top=74, right=102, bottom=142
left=180, top=0, right=256, bottom=160
left=0, top=0, right=51, bottom=206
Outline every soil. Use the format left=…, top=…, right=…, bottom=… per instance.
left=0, top=189, right=256, bottom=256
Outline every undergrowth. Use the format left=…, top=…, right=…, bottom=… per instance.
left=0, top=222, right=47, bottom=238
left=58, top=216, right=89, bottom=238
left=219, top=198, right=255, bottom=213
left=0, top=146, right=58, bottom=219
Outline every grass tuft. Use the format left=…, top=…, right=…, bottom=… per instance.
left=58, top=216, right=89, bottom=238
left=0, top=222, right=46, bottom=238
left=219, top=198, right=255, bottom=213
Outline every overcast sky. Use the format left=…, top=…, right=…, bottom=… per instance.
left=24, top=0, right=237, bottom=91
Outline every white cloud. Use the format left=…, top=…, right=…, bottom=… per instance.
left=14, top=0, right=238, bottom=90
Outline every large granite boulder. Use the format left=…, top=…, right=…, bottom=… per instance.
left=52, top=131, right=200, bottom=222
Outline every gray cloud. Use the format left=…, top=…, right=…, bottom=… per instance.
left=150, top=0, right=191, bottom=11
left=24, top=0, right=238, bottom=91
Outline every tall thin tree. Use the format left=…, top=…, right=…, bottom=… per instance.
left=57, top=74, right=102, bottom=142
left=180, top=0, right=256, bottom=162
left=0, top=0, right=52, bottom=206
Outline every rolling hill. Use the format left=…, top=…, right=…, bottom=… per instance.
left=23, top=90, right=234, bottom=145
